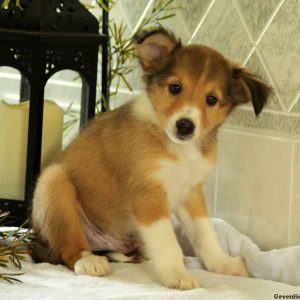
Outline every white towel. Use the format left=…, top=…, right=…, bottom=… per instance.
left=174, top=218, right=300, bottom=285
left=1, top=217, right=300, bottom=300
left=211, top=218, right=300, bottom=286
left=2, top=218, right=300, bottom=285
left=0, top=256, right=299, bottom=300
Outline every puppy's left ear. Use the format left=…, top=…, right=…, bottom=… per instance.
left=230, top=66, right=272, bottom=116
left=133, top=27, right=181, bottom=74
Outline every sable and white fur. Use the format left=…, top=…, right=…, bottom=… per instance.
left=31, top=28, right=271, bottom=290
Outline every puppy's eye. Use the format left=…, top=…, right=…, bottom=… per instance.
left=169, top=83, right=182, bottom=95
left=206, top=95, right=218, bottom=106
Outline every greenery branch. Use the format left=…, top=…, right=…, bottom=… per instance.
left=97, top=0, right=181, bottom=111
left=0, top=211, right=34, bottom=283
left=0, top=0, right=22, bottom=9
left=66, top=0, right=180, bottom=134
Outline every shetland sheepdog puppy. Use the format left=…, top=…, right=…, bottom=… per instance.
left=31, top=28, right=271, bottom=290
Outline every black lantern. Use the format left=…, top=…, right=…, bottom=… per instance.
left=0, top=0, right=109, bottom=225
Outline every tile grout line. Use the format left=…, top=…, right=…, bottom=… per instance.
left=243, top=47, right=255, bottom=66
left=231, top=0, right=256, bottom=45
left=118, top=1, right=135, bottom=33
left=288, top=92, right=300, bottom=112
left=255, top=49, right=287, bottom=112
left=188, top=0, right=216, bottom=43
left=177, top=10, right=192, bottom=40
left=232, top=0, right=255, bottom=66
left=252, top=0, right=286, bottom=112
left=237, top=0, right=285, bottom=61
left=254, top=0, right=286, bottom=46
left=232, top=0, right=286, bottom=112
left=287, top=142, right=296, bottom=246
left=237, top=104, right=300, bottom=118
left=221, top=126, right=299, bottom=143
left=131, top=0, right=155, bottom=35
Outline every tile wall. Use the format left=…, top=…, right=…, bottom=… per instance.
left=0, top=0, right=299, bottom=250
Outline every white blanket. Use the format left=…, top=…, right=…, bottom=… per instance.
left=175, top=218, right=300, bottom=286
left=0, top=218, right=300, bottom=300
left=0, top=257, right=299, bottom=300
left=211, top=219, right=300, bottom=286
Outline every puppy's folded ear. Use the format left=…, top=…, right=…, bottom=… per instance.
left=133, top=27, right=181, bottom=74
left=230, top=66, right=272, bottom=116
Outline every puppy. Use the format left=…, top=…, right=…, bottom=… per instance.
left=31, top=28, right=271, bottom=290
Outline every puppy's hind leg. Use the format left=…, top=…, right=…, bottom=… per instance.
left=31, top=164, right=110, bottom=277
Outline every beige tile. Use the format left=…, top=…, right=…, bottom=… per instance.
left=216, top=129, right=293, bottom=250
left=258, top=0, right=300, bottom=109
left=291, top=95, right=300, bottom=113
left=290, top=142, right=300, bottom=246
left=124, top=0, right=190, bottom=42
left=120, top=0, right=149, bottom=30
left=225, top=107, right=300, bottom=138
left=175, top=0, right=212, bottom=35
left=156, top=10, right=190, bottom=43
left=192, top=0, right=252, bottom=61
left=234, top=0, right=280, bottom=41
left=109, top=1, right=133, bottom=34
left=245, top=50, right=283, bottom=111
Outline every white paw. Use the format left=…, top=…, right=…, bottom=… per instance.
left=205, top=255, right=249, bottom=277
left=74, top=255, right=110, bottom=277
left=159, top=269, right=200, bottom=290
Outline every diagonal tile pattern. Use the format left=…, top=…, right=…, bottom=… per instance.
left=191, top=0, right=253, bottom=61
left=257, top=0, right=300, bottom=111
left=111, top=0, right=300, bottom=136
left=245, top=50, right=283, bottom=111
left=234, top=0, right=281, bottom=41
left=291, top=94, right=300, bottom=113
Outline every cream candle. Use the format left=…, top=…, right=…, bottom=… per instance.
left=0, top=100, right=63, bottom=200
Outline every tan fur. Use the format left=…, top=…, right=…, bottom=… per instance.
left=31, top=28, right=270, bottom=288
left=183, top=184, right=208, bottom=219
left=32, top=164, right=91, bottom=269
left=32, top=104, right=176, bottom=267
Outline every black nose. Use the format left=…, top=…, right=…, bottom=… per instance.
left=176, top=118, right=195, bottom=137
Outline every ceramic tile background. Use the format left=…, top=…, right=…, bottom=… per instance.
left=0, top=0, right=299, bottom=250
left=112, top=0, right=300, bottom=137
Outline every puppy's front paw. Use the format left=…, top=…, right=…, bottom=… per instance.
left=225, top=256, right=249, bottom=277
left=159, top=270, right=200, bottom=290
left=206, top=255, right=249, bottom=277
left=74, top=254, right=110, bottom=277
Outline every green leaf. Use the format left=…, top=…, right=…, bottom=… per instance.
left=1, top=0, right=23, bottom=9
left=1, top=275, right=23, bottom=284
left=156, top=13, right=176, bottom=21
left=120, top=74, right=133, bottom=92
left=96, top=0, right=109, bottom=12
left=85, top=0, right=181, bottom=124
left=0, top=263, right=8, bottom=268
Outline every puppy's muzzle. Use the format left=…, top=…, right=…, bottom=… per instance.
left=176, top=118, right=195, bottom=140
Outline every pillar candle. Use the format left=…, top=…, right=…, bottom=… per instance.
left=0, top=100, right=64, bottom=200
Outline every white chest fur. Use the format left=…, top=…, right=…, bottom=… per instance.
left=155, top=142, right=214, bottom=209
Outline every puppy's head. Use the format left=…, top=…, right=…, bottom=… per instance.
left=134, top=27, right=271, bottom=144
